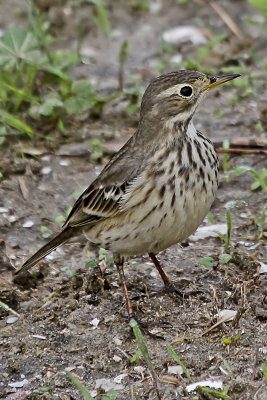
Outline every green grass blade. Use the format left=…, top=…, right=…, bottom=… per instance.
left=1, top=81, right=36, bottom=102
left=130, top=319, right=161, bottom=399
left=130, top=319, right=154, bottom=372
left=95, top=0, right=111, bottom=38
left=198, top=386, right=230, bottom=398
left=66, top=371, right=93, bottom=400
left=218, top=355, right=233, bottom=377
left=261, top=363, right=267, bottom=380
left=0, top=109, right=33, bottom=136
left=166, top=343, right=193, bottom=382
left=0, top=300, right=20, bottom=317
left=225, top=208, right=232, bottom=250
left=249, top=0, right=267, bottom=19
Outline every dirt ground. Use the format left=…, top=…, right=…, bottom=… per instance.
left=0, top=1, right=267, bottom=399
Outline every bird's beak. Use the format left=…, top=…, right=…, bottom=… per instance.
left=201, top=73, right=241, bottom=92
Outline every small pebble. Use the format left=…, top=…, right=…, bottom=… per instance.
left=65, top=366, right=76, bottom=372
left=259, top=262, right=267, bottom=274
left=32, top=334, right=46, bottom=340
left=168, top=365, right=183, bottom=375
left=22, top=220, right=34, bottom=228
left=134, top=366, right=145, bottom=374
left=113, top=337, right=122, bottom=346
left=114, top=373, right=127, bottom=383
left=150, top=1, right=162, bottom=13
left=8, top=379, right=28, bottom=388
left=170, top=54, right=183, bottom=64
left=90, top=318, right=100, bottom=328
left=113, top=355, right=122, bottom=362
left=163, top=26, right=206, bottom=45
left=6, top=316, right=19, bottom=324
left=41, top=166, right=52, bottom=175
left=59, top=159, right=70, bottom=166
left=8, top=215, right=17, bottom=223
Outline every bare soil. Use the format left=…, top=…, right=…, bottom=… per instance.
left=0, top=1, right=267, bottom=399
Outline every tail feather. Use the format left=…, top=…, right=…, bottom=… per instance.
left=15, top=228, right=74, bottom=275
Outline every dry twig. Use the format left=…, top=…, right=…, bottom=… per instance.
left=210, top=1, right=244, bottom=39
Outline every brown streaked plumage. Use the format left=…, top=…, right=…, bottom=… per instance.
left=15, top=70, right=240, bottom=318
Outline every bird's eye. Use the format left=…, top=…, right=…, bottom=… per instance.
left=179, top=86, right=193, bottom=98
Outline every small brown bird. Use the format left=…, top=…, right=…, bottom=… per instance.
left=15, top=70, right=240, bottom=317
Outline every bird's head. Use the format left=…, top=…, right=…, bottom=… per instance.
left=140, top=70, right=240, bottom=130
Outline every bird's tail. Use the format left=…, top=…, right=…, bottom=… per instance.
left=14, top=228, right=75, bottom=275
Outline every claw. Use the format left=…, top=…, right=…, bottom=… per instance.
left=150, top=283, right=205, bottom=300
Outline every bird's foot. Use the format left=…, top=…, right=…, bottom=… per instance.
left=148, top=253, right=203, bottom=300
left=150, top=283, right=204, bottom=300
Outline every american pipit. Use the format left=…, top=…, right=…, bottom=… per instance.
left=15, top=70, right=240, bottom=317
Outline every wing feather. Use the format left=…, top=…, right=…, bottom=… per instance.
left=64, top=182, right=128, bottom=228
left=63, top=135, right=146, bottom=229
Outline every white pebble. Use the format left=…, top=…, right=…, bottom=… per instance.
left=59, top=160, right=70, bottom=166
left=168, top=365, right=184, bottom=375
left=41, top=166, right=52, bottom=175
left=8, top=379, right=28, bottom=388
left=22, top=220, right=34, bottom=228
left=32, top=334, right=46, bottom=340
left=6, top=316, right=19, bottom=324
left=163, top=26, right=206, bottom=45
left=113, top=355, right=122, bottom=362
left=90, top=318, right=100, bottom=328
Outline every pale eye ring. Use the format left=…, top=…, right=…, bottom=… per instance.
left=179, top=85, right=193, bottom=98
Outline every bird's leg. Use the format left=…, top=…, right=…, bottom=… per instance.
left=149, top=253, right=204, bottom=299
left=114, top=255, right=133, bottom=318
left=114, top=254, right=167, bottom=339
left=149, top=252, right=184, bottom=298
left=149, top=252, right=171, bottom=286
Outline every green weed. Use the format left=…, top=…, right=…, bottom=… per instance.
left=130, top=349, right=142, bottom=363
left=199, top=253, right=232, bottom=268
left=40, top=225, right=52, bottom=239
left=176, top=0, right=192, bottom=4
left=38, top=386, right=53, bottom=394
left=221, top=335, right=241, bottom=347
left=222, top=139, right=230, bottom=181
left=86, top=0, right=111, bottom=38
left=248, top=0, right=267, bottom=31
left=130, top=319, right=161, bottom=400
left=0, top=301, right=20, bottom=317
left=118, top=41, right=128, bottom=91
left=130, top=1, right=150, bottom=11
left=261, top=363, right=267, bottom=380
left=200, top=201, right=246, bottom=266
left=199, top=256, right=214, bottom=268
left=229, top=166, right=267, bottom=193
left=197, top=385, right=230, bottom=398
left=90, top=138, right=103, bottom=161
left=256, top=205, right=267, bottom=239
left=66, top=370, right=117, bottom=400
left=219, top=200, right=246, bottom=250
left=207, top=212, right=216, bottom=224
left=166, top=343, right=193, bottom=382
left=85, top=247, right=113, bottom=271
left=0, top=1, right=112, bottom=140
left=66, top=371, right=93, bottom=399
